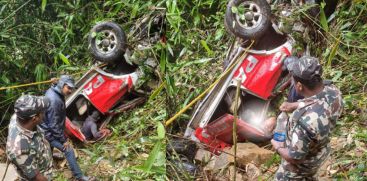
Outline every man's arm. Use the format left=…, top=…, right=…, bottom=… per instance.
left=272, top=122, right=313, bottom=164
left=90, top=122, right=103, bottom=139
left=12, top=153, right=48, bottom=181
left=271, top=139, right=303, bottom=164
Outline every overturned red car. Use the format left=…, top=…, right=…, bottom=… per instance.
left=183, top=0, right=329, bottom=153
left=64, top=11, right=165, bottom=143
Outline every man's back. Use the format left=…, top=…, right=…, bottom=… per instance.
left=285, top=84, right=343, bottom=176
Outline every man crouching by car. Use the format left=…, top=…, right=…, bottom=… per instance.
left=40, top=75, right=95, bottom=181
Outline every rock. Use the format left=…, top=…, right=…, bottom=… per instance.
left=204, top=151, right=231, bottom=172
left=0, top=163, right=17, bottom=181
left=212, top=165, right=247, bottom=181
left=194, top=148, right=212, bottom=163
left=63, top=170, right=73, bottom=179
left=145, top=58, right=158, bottom=68
left=172, top=160, right=197, bottom=175
left=246, top=163, right=261, bottom=180
left=318, top=156, right=333, bottom=177
left=330, top=137, right=347, bottom=151
left=227, top=142, right=274, bottom=167
left=228, top=165, right=247, bottom=181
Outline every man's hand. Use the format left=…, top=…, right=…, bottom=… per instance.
left=279, top=102, right=299, bottom=112
left=271, top=139, right=285, bottom=151
left=63, top=140, right=71, bottom=151
left=34, top=171, right=48, bottom=181
left=100, top=128, right=111, bottom=136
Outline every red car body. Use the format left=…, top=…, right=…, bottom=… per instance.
left=185, top=40, right=294, bottom=153
left=64, top=66, right=141, bottom=142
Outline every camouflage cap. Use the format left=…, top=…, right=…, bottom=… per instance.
left=14, top=95, right=50, bottom=120
left=287, top=55, right=322, bottom=80
left=58, top=75, right=75, bottom=88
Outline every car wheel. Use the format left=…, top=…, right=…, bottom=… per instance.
left=89, top=22, right=127, bottom=64
left=225, top=0, right=271, bottom=40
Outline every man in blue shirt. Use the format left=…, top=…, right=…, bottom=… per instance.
left=40, top=75, right=94, bottom=181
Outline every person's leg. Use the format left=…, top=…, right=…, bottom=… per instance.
left=49, top=140, right=83, bottom=179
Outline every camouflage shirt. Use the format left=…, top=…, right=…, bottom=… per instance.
left=277, top=84, right=343, bottom=179
left=6, top=114, right=53, bottom=180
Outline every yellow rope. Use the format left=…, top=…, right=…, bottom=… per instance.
left=164, top=41, right=254, bottom=126
left=0, top=63, right=106, bottom=91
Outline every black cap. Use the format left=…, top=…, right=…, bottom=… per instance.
left=14, top=95, right=50, bottom=120
left=287, top=55, right=322, bottom=80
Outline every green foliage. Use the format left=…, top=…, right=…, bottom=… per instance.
left=165, top=0, right=229, bottom=118
left=1, top=0, right=167, bottom=180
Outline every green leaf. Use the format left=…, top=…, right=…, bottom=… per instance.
left=200, top=40, right=213, bottom=55
left=319, top=2, right=329, bottom=32
left=142, top=140, right=162, bottom=171
left=231, top=6, right=238, bottom=14
left=157, top=122, right=165, bottom=139
left=327, top=40, right=340, bottom=67
left=331, top=71, right=342, bottom=82
left=41, top=0, right=47, bottom=13
left=91, top=32, right=97, bottom=38
left=172, top=58, right=213, bottom=71
left=149, top=81, right=166, bottom=101
left=58, top=53, right=71, bottom=65
left=215, top=29, right=224, bottom=41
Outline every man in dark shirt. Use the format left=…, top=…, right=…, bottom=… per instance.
left=40, top=75, right=94, bottom=181
left=81, top=111, right=109, bottom=141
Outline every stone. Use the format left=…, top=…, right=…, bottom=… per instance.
left=0, top=163, right=17, bottom=181
left=227, top=142, right=274, bottom=167
left=194, top=148, right=212, bottom=163
left=63, top=170, right=73, bottom=179
left=246, top=163, right=261, bottom=180
left=212, top=165, right=247, bottom=181
left=228, top=165, right=246, bottom=181
left=204, top=151, right=230, bottom=172
left=330, top=136, right=348, bottom=151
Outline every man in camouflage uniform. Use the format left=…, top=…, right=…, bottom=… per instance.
left=6, top=95, right=53, bottom=181
left=271, top=56, right=343, bottom=180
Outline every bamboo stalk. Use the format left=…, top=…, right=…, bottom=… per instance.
left=233, top=78, right=241, bottom=181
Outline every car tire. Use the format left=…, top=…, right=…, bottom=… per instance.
left=225, top=0, right=271, bottom=40
left=89, top=22, right=127, bottom=64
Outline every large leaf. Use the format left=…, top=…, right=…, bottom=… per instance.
left=319, top=2, right=329, bottom=32
left=58, top=53, right=71, bottom=65
left=41, top=0, right=47, bottom=13
left=141, top=140, right=162, bottom=172
left=157, top=122, right=165, bottom=139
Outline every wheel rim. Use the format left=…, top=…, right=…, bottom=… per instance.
left=234, top=1, right=263, bottom=30
left=95, top=30, right=118, bottom=54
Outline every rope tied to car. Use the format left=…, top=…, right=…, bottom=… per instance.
left=164, top=40, right=255, bottom=126
left=0, top=64, right=107, bottom=91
